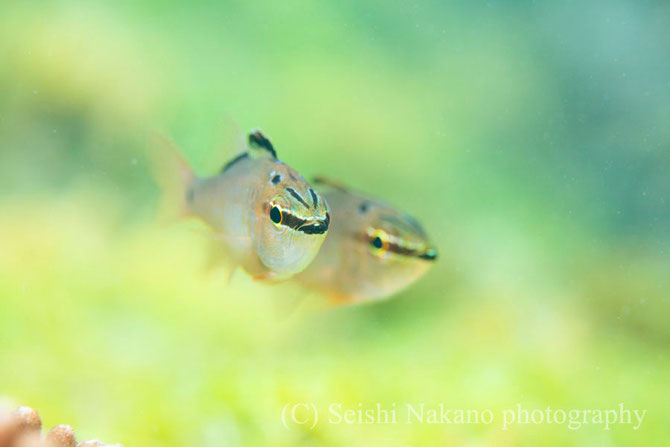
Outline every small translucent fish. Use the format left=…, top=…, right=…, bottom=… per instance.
left=294, top=177, right=437, bottom=304
left=154, top=130, right=330, bottom=281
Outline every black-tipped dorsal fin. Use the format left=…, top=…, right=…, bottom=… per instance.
left=312, top=176, right=351, bottom=192
left=221, top=129, right=276, bottom=172
left=248, top=129, right=277, bottom=159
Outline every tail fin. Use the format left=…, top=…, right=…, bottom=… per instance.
left=148, top=132, right=196, bottom=220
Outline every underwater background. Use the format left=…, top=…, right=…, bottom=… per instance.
left=1, top=0, right=669, bottom=445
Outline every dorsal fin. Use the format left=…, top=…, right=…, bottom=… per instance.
left=221, top=152, right=249, bottom=172
left=248, top=129, right=277, bottom=159
left=312, top=176, right=351, bottom=192
left=220, top=128, right=276, bottom=172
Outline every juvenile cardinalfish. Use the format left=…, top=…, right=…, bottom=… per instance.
left=157, top=130, right=330, bottom=281
left=294, top=178, right=437, bottom=303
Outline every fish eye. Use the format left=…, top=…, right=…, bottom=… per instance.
left=270, top=173, right=282, bottom=184
left=368, top=229, right=388, bottom=254
left=270, top=206, right=282, bottom=225
left=372, top=236, right=383, bottom=249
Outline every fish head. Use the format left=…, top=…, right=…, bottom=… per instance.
left=252, top=162, right=330, bottom=278
left=353, top=200, right=437, bottom=299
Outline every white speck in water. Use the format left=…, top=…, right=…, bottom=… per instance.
left=131, top=158, right=138, bottom=165
left=32, top=90, right=38, bottom=95
left=596, top=366, right=600, bottom=371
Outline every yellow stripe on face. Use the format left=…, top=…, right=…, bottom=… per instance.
left=269, top=203, right=329, bottom=235
left=366, top=228, right=437, bottom=261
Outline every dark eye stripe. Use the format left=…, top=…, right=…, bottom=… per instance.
left=386, top=241, right=418, bottom=257
left=285, top=187, right=311, bottom=209
left=367, top=233, right=437, bottom=261
left=280, top=210, right=329, bottom=234
left=309, top=188, right=319, bottom=208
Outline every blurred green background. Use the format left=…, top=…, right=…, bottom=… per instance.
left=1, top=0, right=669, bottom=445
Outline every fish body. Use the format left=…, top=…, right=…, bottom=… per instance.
left=164, top=130, right=330, bottom=281
left=295, top=178, right=437, bottom=303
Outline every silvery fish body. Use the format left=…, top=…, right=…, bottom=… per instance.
left=178, top=131, right=330, bottom=281
left=295, top=178, right=437, bottom=303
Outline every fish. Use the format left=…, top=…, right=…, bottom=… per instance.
left=154, top=129, right=330, bottom=281
left=294, top=177, right=437, bottom=304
